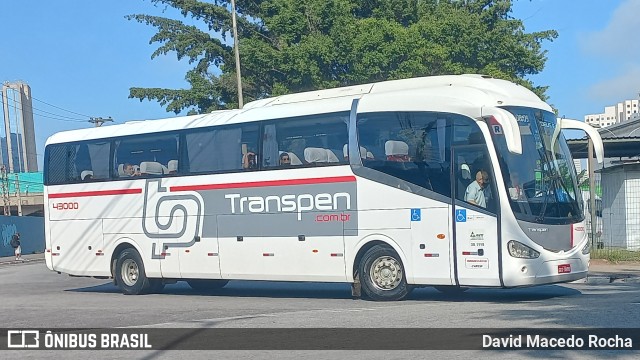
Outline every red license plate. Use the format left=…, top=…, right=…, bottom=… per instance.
left=558, top=264, right=571, bottom=274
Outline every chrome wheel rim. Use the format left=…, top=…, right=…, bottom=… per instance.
left=369, top=255, right=402, bottom=291
left=121, top=259, right=139, bottom=287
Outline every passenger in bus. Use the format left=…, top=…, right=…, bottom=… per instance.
left=465, top=170, right=489, bottom=208
left=243, top=151, right=258, bottom=169
left=508, top=172, right=525, bottom=200
left=279, top=152, right=291, bottom=166
left=124, top=163, right=140, bottom=176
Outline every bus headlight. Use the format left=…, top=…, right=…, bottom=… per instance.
left=507, top=240, right=540, bottom=259
left=581, top=242, right=591, bottom=255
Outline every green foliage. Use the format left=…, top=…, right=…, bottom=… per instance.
left=591, top=249, right=640, bottom=263
left=128, top=0, right=558, bottom=114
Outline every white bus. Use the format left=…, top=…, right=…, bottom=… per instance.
left=44, top=74, right=604, bottom=301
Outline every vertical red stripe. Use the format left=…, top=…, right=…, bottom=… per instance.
left=570, top=224, right=574, bottom=248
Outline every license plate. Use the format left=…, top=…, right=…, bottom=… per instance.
left=558, top=264, right=571, bottom=274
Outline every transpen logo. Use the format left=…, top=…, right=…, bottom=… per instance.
left=225, top=192, right=351, bottom=220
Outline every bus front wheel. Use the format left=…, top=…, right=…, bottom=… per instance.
left=115, top=249, right=152, bottom=295
left=359, top=245, right=410, bottom=301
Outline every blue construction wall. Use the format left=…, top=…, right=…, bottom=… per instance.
left=0, top=216, right=45, bottom=257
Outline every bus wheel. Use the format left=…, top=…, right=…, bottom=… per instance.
left=187, top=279, right=229, bottom=291
left=359, top=245, right=409, bottom=301
left=115, top=249, right=151, bottom=295
left=434, top=285, right=469, bottom=293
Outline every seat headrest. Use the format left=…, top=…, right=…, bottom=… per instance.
left=385, top=140, right=409, bottom=156
left=343, top=144, right=368, bottom=159
left=280, top=151, right=303, bottom=165
left=167, top=160, right=178, bottom=173
left=81, top=170, right=93, bottom=180
left=140, top=161, right=164, bottom=175
left=304, top=147, right=329, bottom=163
left=461, top=164, right=471, bottom=180
left=117, top=164, right=125, bottom=177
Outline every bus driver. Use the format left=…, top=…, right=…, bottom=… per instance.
left=465, top=170, right=489, bottom=208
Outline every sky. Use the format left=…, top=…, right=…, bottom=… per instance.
left=0, top=0, right=638, bottom=170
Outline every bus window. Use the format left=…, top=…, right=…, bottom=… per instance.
left=114, top=134, right=178, bottom=177
left=262, top=112, right=348, bottom=168
left=184, top=123, right=259, bottom=174
left=357, top=112, right=452, bottom=197
left=45, top=141, right=110, bottom=185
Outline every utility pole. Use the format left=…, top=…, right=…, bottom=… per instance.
left=89, top=117, right=113, bottom=127
left=1, top=165, right=9, bottom=216
left=230, top=0, right=243, bottom=108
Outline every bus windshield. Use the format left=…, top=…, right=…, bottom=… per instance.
left=493, top=106, right=583, bottom=225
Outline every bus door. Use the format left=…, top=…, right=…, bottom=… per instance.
left=451, top=145, right=501, bottom=287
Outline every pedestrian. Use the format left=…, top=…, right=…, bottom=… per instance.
left=10, top=232, right=22, bottom=261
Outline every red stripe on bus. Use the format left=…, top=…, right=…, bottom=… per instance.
left=570, top=225, right=574, bottom=248
left=170, top=176, right=356, bottom=192
left=48, top=188, right=142, bottom=199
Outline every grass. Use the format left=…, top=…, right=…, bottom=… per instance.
left=591, top=248, right=640, bottom=262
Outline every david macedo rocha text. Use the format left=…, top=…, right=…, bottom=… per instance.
left=483, top=334, right=633, bottom=349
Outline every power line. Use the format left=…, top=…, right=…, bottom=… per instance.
left=31, top=95, right=93, bottom=118
left=0, top=93, right=88, bottom=123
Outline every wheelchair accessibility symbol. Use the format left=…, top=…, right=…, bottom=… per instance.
left=411, top=209, right=421, bottom=221
left=455, top=209, right=467, bottom=222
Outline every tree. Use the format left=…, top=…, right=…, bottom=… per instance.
left=128, top=0, right=557, bottom=114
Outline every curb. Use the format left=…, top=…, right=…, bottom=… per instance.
left=0, top=258, right=45, bottom=266
left=584, top=274, right=640, bottom=285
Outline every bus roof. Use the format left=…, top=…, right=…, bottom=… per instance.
left=46, top=74, right=551, bottom=146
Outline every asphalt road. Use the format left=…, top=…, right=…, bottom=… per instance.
left=1, top=261, right=639, bottom=359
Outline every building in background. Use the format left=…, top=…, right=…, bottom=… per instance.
left=585, top=98, right=639, bottom=128
left=1, top=82, right=38, bottom=172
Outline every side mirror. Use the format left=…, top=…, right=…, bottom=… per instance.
left=482, top=107, right=522, bottom=155
left=559, top=118, right=604, bottom=163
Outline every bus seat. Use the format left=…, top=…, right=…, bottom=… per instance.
left=167, top=160, right=178, bottom=173
left=461, top=163, right=471, bottom=180
left=304, top=147, right=329, bottom=163
left=117, top=164, right=126, bottom=177
left=289, top=152, right=302, bottom=165
left=385, top=140, right=410, bottom=162
left=80, top=170, right=93, bottom=181
left=161, top=164, right=169, bottom=174
left=326, top=149, right=339, bottom=163
left=280, top=151, right=302, bottom=165
left=343, top=144, right=368, bottom=159
left=304, top=147, right=339, bottom=163
left=140, top=161, right=164, bottom=175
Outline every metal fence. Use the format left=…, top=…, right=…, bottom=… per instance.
left=585, top=166, right=640, bottom=261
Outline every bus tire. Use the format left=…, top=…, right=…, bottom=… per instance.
left=359, top=245, right=410, bottom=301
left=187, top=279, right=229, bottom=291
left=434, top=285, right=468, bottom=293
left=115, top=249, right=151, bottom=295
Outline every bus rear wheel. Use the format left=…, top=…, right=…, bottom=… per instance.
left=359, top=245, right=410, bottom=301
left=115, top=249, right=152, bottom=295
left=187, top=279, right=229, bottom=291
